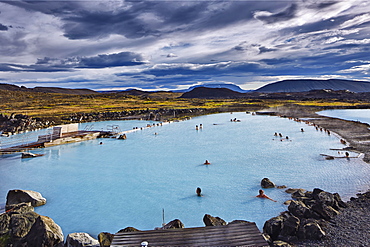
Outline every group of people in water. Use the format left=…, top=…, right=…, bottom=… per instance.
left=196, top=186, right=276, bottom=202
left=198, top=159, right=276, bottom=201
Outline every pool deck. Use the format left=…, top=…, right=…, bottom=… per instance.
left=0, top=130, right=102, bottom=154
left=111, top=222, right=268, bottom=247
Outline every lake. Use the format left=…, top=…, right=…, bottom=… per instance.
left=1, top=111, right=369, bottom=238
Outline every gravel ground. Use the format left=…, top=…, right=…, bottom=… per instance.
left=294, top=191, right=370, bottom=247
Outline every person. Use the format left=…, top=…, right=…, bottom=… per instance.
left=256, top=189, right=276, bottom=202
left=345, top=152, right=349, bottom=157
left=196, top=187, right=202, bottom=197
left=204, top=160, right=211, bottom=165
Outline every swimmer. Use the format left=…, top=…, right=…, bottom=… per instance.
left=196, top=187, right=202, bottom=197
left=204, top=160, right=211, bottom=165
left=301, top=128, right=304, bottom=132
left=256, top=189, right=276, bottom=202
left=99, top=142, right=103, bottom=145
left=345, top=152, right=349, bottom=157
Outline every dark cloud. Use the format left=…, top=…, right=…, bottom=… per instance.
left=0, top=23, right=8, bottom=31
left=308, top=1, right=339, bottom=10
left=0, top=51, right=146, bottom=72
left=3, top=1, right=291, bottom=40
left=255, top=4, right=298, bottom=24
left=258, top=46, right=277, bottom=54
left=78, top=52, right=147, bottom=68
left=62, top=8, right=158, bottom=40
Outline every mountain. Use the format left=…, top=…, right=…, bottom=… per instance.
left=177, top=83, right=250, bottom=93
left=255, top=79, right=370, bottom=93
left=0, top=83, right=98, bottom=95
left=180, top=87, right=245, bottom=98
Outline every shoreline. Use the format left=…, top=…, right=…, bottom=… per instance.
left=265, top=105, right=370, bottom=164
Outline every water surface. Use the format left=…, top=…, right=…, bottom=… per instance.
left=318, top=109, right=370, bottom=125
left=1, top=112, right=369, bottom=238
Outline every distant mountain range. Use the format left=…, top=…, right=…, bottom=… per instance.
left=255, top=79, right=370, bottom=93
left=0, top=83, right=98, bottom=95
left=1, top=79, right=370, bottom=98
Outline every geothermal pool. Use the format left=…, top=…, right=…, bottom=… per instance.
left=1, top=112, right=369, bottom=238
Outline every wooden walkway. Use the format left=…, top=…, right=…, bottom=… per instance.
left=111, top=222, right=268, bottom=247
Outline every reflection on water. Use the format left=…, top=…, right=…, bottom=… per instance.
left=1, top=112, right=369, bottom=238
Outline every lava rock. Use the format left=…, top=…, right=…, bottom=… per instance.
left=261, top=178, right=276, bottom=188
left=6, top=189, right=47, bottom=207
left=203, top=214, right=227, bottom=226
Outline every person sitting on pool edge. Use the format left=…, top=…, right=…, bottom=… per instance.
left=256, top=189, right=276, bottom=202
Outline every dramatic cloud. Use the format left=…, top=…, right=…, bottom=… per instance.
left=1, top=0, right=370, bottom=90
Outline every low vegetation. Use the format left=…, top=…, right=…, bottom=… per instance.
left=1, top=89, right=370, bottom=124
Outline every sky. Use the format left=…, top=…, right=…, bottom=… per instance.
left=1, top=0, right=370, bottom=91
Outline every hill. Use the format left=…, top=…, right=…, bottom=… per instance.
left=255, top=79, right=370, bottom=93
left=0, top=83, right=98, bottom=95
left=180, top=87, right=245, bottom=98
left=183, top=83, right=250, bottom=93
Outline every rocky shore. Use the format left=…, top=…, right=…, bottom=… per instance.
left=0, top=108, right=230, bottom=136
left=293, top=191, right=370, bottom=247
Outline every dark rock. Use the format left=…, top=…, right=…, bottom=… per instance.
left=25, top=215, right=64, bottom=247
left=10, top=211, right=40, bottom=239
left=203, top=214, right=227, bottom=226
left=98, top=232, right=114, bottom=247
left=279, top=213, right=300, bottom=237
left=65, top=232, right=99, bottom=247
left=285, top=188, right=305, bottom=194
left=291, top=190, right=306, bottom=199
left=276, top=185, right=287, bottom=189
left=311, top=203, right=339, bottom=221
left=272, top=240, right=293, bottom=247
left=297, top=222, right=326, bottom=240
left=261, top=178, right=275, bottom=188
left=5, top=202, right=34, bottom=214
left=0, top=202, right=63, bottom=247
left=0, top=213, right=11, bottom=236
left=6, top=189, right=46, bottom=207
left=162, top=219, right=184, bottom=229
left=288, top=200, right=311, bottom=219
left=333, top=192, right=347, bottom=208
left=117, top=227, right=140, bottom=233
left=228, top=220, right=253, bottom=225
left=263, top=214, right=285, bottom=240
left=315, top=191, right=336, bottom=207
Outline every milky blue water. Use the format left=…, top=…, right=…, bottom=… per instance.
left=1, top=112, right=370, bottom=239
left=318, top=109, right=370, bottom=125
